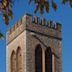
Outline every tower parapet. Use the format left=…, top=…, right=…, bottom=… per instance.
left=6, top=13, right=62, bottom=44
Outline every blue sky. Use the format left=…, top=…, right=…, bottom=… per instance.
left=0, top=0, right=72, bottom=72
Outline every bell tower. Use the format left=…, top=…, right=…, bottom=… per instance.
left=6, top=13, right=62, bottom=72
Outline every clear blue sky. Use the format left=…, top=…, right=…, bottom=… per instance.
left=0, top=0, right=72, bottom=72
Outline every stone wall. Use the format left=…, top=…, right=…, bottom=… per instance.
left=7, top=13, right=62, bottom=45
left=6, top=31, right=26, bottom=72
left=26, top=30, right=62, bottom=72
left=6, top=13, right=62, bottom=72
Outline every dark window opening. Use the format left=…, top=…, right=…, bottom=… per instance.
left=35, top=44, right=42, bottom=72
left=45, top=47, right=52, bottom=72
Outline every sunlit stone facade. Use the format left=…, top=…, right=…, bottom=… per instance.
left=6, top=13, right=62, bottom=72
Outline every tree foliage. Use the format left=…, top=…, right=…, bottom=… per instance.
left=0, top=0, right=13, bottom=25
left=0, top=0, right=14, bottom=38
left=29, top=0, right=72, bottom=14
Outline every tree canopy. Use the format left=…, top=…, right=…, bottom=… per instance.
left=29, top=0, right=72, bottom=14
left=0, top=0, right=14, bottom=38
left=0, top=0, right=14, bottom=25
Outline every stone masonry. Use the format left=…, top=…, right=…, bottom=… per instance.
left=6, top=13, right=62, bottom=72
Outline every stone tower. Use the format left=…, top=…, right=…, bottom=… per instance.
left=6, top=13, right=62, bottom=72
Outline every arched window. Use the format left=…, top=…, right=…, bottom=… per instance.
left=16, top=47, right=22, bottom=72
left=11, top=50, right=16, bottom=72
left=45, top=47, right=52, bottom=72
left=35, top=44, right=42, bottom=72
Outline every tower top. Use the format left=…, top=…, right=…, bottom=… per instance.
left=6, top=13, right=62, bottom=44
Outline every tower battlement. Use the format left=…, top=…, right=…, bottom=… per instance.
left=6, top=13, right=62, bottom=72
left=6, top=13, right=62, bottom=44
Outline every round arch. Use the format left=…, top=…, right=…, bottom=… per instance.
left=11, top=50, right=16, bottom=72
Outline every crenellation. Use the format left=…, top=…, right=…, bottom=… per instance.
left=14, top=22, right=17, bottom=29
left=56, top=22, right=62, bottom=31
left=25, top=14, right=32, bottom=25
left=11, top=25, right=15, bottom=33
left=47, top=20, right=51, bottom=28
left=7, top=13, right=62, bottom=35
left=41, top=18, right=46, bottom=26
left=33, top=15, right=61, bottom=31
left=7, top=18, right=22, bottom=35
left=7, top=13, right=62, bottom=44
left=18, top=18, right=22, bottom=26
left=33, top=16, right=39, bottom=24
